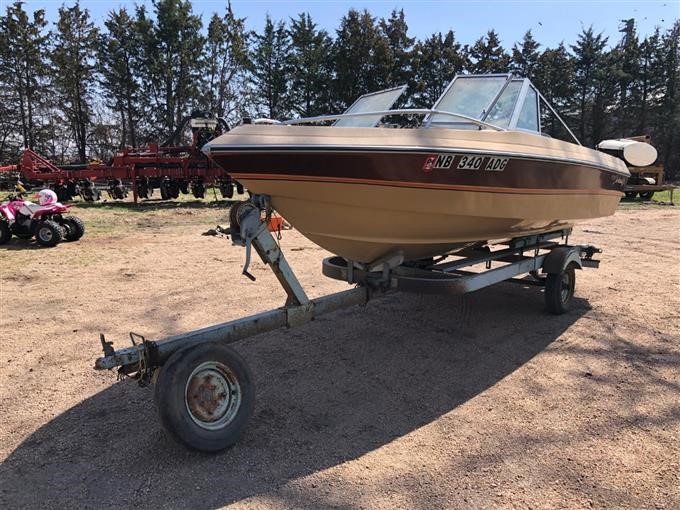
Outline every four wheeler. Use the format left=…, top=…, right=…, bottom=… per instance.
left=0, top=189, right=85, bottom=247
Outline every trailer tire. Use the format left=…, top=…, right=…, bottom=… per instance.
left=35, top=220, right=64, bottom=247
left=0, top=220, right=10, bottom=244
left=624, top=191, right=638, bottom=199
left=154, top=343, right=255, bottom=452
left=545, top=265, right=575, bottom=315
left=61, top=215, right=85, bottom=241
left=639, top=191, right=655, bottom=201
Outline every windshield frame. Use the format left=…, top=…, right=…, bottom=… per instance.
left=425, top=73, right=580, bottom=145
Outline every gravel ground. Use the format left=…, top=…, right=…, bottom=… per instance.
left=0, top=203, right=678, bottom=509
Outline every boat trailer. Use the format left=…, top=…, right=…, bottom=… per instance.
left=94, top=195, right=602, bottom=452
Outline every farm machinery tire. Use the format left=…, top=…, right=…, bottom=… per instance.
left=160, top=180, right=170, bottom=200
left=154, top=343, right=255, bottom=452
left=35, top=220, right=64, bottom=247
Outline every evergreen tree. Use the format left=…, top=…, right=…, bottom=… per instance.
left=510, top=30, right=540, bottom=79
left=99, top=8, right=141, bottom=147
left=136, top=0, right=205, bottom=139
left=635, top=29, right=665, bottom=134
left=612, top=19, right=641, bottom=137
left=250, top=16, right=291, bottom=119
left=532, top=43, right=576, bottom=139
left=658, top=21, right=680, bottom=174
left=202, top=4, right=249, bottom=123
left=533, top=43, right=575, bottom=108
left=590, top=50, right=618, bottom=144
left=410, top=31, right=468, bottom=108
left=52, top=3, right=99, bottom=163
left=334, top=9, right=386, bottom=108
left=379, top=9, right=415, bottom=87
left=469, top=30, right=510, bottom=73
left=570, top=27, right=609, bottom=144
left=288, top=13, right=334, bottom=117
left=0, top=1, right=50, bottom=153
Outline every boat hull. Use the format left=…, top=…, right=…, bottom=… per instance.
left=205, top=125, right=628, bottom=263
left=231, top=178, right=620, bottom=262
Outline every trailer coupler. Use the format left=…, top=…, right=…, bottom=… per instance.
left=96, top=332, right=158, bottom=386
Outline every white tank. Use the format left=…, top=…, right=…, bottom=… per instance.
left=596, top=139, right=658, bottom=167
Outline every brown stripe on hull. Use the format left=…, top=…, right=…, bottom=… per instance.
left=229, top=172, right=623, bottom=196
left=210, top=149, right=626, bottom=194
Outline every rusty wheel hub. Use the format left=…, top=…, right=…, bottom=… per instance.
left=185, top=362, right=241, bottom=430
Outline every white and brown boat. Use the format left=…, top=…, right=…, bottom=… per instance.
left=204, top=74, right=629, bottom=264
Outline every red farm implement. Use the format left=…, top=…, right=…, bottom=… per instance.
left=1, top=111, right=242, bottom=203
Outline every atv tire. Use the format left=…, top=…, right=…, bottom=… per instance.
left=0, top=220, right=10, bottom=245
left=35, top=220, right=64, bottom=247
left=61, top=215, right=85, bottom=241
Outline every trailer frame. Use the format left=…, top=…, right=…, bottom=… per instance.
left=94, top=195, right=602, bottom=451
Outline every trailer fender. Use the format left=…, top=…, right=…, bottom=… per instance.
left=542, top=246, right=582, bottom=274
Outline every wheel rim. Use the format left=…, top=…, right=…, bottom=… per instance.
left=560, top=272, right=573, bottom=303
left=38, top=227, right=53, bottom=242
left=185, top=361, right=242, bottom=430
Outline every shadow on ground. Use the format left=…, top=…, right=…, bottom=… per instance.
left=0, top=286, right=590, bottom=508
left=0, top=238, right=45, bottom=250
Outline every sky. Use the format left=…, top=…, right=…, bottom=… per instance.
left=7, top=0, right=680, bottom=49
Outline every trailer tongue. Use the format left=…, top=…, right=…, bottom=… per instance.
left=94, top=194, right=602, bottom=452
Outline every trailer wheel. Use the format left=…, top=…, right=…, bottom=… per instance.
left=624, top=191, right=638, bottom=199
left=639, top=191, right=655, bottom=201
left=154, top=343, right=255, bottom=452
left=35, top=220, right=64, bottom=247
left=545, top=265, right=575, bottom=315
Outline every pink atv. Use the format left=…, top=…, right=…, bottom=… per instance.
left=0, top=194, right=85, bottom=247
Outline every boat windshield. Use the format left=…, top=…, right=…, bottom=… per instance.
left=334, top=85, right=406, bottom=127
left=282, top=74, right=579, bottom=144
left=427, top=74, right=578, bottom=144
left=432, top=76, right=508, bottom=121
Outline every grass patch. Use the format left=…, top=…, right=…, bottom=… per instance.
left=1, top=188, right=241, bottom=237
left=620, top=188, right=677, bottom=207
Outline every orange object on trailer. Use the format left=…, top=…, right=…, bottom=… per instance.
left=267, top=214, right=291, bottom=232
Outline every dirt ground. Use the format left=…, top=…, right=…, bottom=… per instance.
left=0, top=199, right=678, bottom=509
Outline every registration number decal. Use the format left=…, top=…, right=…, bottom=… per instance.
left=457, top=155, right=485, bottom=170
left=422, top=153, right=509, bottom=172
left=484, top=157, right=509, bottom=171
left=422, top=154, right=455, bottom=172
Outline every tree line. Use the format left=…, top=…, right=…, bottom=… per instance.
left=1, top=1, right=678, bottom=177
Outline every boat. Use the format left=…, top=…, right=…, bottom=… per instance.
left=203, top=74, right=629, bottom=264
